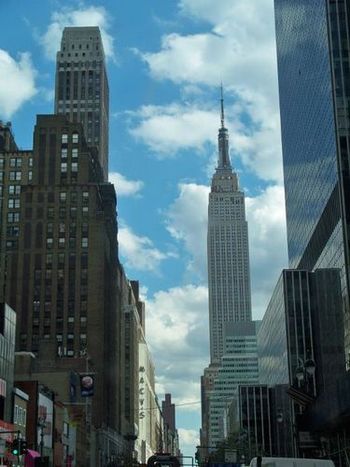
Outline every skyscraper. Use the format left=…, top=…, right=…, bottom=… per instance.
left=207, top=91, right=252, bottom=364
left=208, top=321, right=259, bottom=447
left=55, top=27, right=109, bottom=180
left=274, top=0, right=350, bottom=353
left=0, top=28, right=128, bottom=463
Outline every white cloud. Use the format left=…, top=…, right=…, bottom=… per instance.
left=165, top=183, right=209, bottom=279
left=118, top=224, right=176, bottom=273
left=40, top=6, right=115, bottom=60
left=134, top=0, right=284, bottom=183
left=246, top=185, right=288, bottom=318
left=129, top=103, right=217, bottom=157
left=145, top=284, right=209, bottom=406
left=0, top=50, right=37, bottom=119
left=109, top=171, right=144, bottom=197
left=178, top=428, right=200, bottom=447
left=129, top=96, right=283, bottom=182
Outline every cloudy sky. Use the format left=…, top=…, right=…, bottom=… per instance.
left=0, top=0, right=288, bottom=457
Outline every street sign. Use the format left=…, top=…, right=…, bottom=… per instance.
left=298, top=431, right=319, bottom=448
left=225, top=450, right=237, bottom=463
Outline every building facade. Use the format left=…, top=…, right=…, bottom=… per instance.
left=208, top=322, right=259, bottom=447
left=274, top=0, right=350, bottom=354
left=162, top=394, right=180, bottom=457
left=0, top=112, right=124, bottom=465
left=257, top=268, right=345, bottom=459
left=0, top=303, right=16, bottom=423
left=54, top=27, right=109, bottom=181
left=207, top=93, right=252, bottom=364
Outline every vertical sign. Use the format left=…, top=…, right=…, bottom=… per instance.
left=139, top=366, right=145, bottom=420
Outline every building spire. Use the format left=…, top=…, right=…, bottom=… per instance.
left=220, top=82, right=225, bottom=129
left=217, top=84, right=231, bottom=170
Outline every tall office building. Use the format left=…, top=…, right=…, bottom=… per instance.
left=207, top=322, right=259, bottom=447
left=207, top=93, right=252, bottom=363
left=274, top=0, right=350, bottom=352
left=55, top=27, right=109, bottom=180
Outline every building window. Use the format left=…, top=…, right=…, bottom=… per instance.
left=10, top=158, right=22, bottom=168
left=81, top=237, right=88, bottom=248
left=61, top=148, right=68, bottom=159
left=8, top=185, right=20, bottom=195
left=62, top=134, right=68, bottom=144
left=9, top=171, right=21, bottom=181
left=71, top=162, right=78, bottom=172
left=61, top=163, right=67, bottom=173
left=47, top=207, right=54, bottom=219
left=8, top=199, right=20, bottom=209
left=7, top=212, right=20, bottom=223
left=28, top=171, right=33, bottom=181
left=59, top=192, right=67, bottom=203
left=72, top=148, right=78, bottom=158
left=58, top=238, right=65, bottom=248
left=72, top=133, right=79, bottom=143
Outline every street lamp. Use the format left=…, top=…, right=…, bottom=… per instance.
left=295, top=356, right=316, bottom=395
left=292, top=356, right=316, bottom=458
left=37, top=415, right=46, bottom=457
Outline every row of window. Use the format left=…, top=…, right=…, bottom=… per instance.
left=47, top=206, right=89, bottom=219
left=61, top=162, right=78, bottom=173
left=59, top=191, right=88, bottom=202
left=0, top=171, right=32, bottom=182
left=46, top=237, right=88, bottom=248
left=62, top=133, right=79, bottom=144
left=61, top=147, right=78, bottom=159
left=0, top=157, right=33, bottom=169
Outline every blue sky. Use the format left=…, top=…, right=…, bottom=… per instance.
left=0, top=0, right=289, bottom=457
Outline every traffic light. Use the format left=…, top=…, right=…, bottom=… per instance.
left=195, top=450, right=200, bottom=464
left=20, top=439, right=27, bottom=455
left=11, top=437, right=19, bottom=456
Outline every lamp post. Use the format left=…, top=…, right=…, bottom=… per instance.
left=295, top=356, right=316, bottom=395
left=276, top=410, right=283, bottom=456
left=293, top=355, right=316, bottom=457
left=37, top=416, right=46, bottom=457
left=124, top=433, right=137, bottom=467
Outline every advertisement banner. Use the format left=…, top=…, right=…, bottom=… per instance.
left=80, top=375, right=94, bottom=397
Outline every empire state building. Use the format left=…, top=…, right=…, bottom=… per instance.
left=207, top=92, right=252, bottom=364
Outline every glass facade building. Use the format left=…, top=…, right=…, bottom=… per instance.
left=208, top=321, right=259, bottom=447
left=257, top=274, right=289, bottom=386
left=275, top=0, right=350, bottom=353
